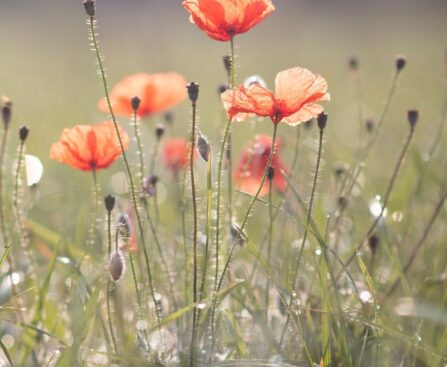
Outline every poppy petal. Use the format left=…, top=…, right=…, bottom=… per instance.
left=221, top=84, right=275, bottom=122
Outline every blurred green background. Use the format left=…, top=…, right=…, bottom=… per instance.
left=0, top=0, right=446, bottom=226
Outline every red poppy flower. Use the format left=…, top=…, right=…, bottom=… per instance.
left=162, top=138, right=195, bottom=174
left=50, top=121, right=129, bottom=171
left=182, top=0, right=275, bottom=42
left=221, top=66, right=330, bottom=124
left=98, top=72, right=187, bottom=118
left=235, top=134, right=287, bottom=197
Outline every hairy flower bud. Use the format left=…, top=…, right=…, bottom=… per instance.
left=187, top=82, right=199, bottom=103
left=197, top=133, right=210, bottom=162
left=317, top=112, right=328, bottom=131
left=131, top=96, right=141, bottom=112
left=83, top=0, right=95, bottom=17
left=407, top=110, right=418, bottom=129
left=108, top=251, right=125, bottom=282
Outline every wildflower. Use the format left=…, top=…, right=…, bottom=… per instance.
left=162, top=138, right=195, bottom=175
left=98, top=72, right=187, bottom=118
left=235, top=134, right=287, bottom=197
left=117, top=212, right=138, bottom=252
left=182, top=0, right=275, bottom=42
left=49, top=121, right=129, bottom=171
left=221, top=66, right=330, bottom=125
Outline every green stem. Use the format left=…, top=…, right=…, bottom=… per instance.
left=0, top=124, right=9, bottom=246
left=87, top=15, right=160, bottom=325
left=189, top=100, right=199, bottom=367
left=265, top=178, right=273, bottom=319
left=132, top=110, right=145, bottom=186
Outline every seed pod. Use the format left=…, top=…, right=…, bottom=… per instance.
left=131, top=96, right=141, bottom=112
left=1, top=96, right=12, bottom=128
left=368, top=234, right=379, bottom=254
left=223, top=55, right=232, bottom=76
left=187, top=82, right=199, bottom=103
left=317, top=112, right=328, bottom=131
left=104, top=194, right=116, bottom=212
left=395, top=55, right=406, bottom=72
left=155, top=123, right=165, bottom=140
left=108, top=251, right=125, bottom=282
left=407, top=110, right=418, bottom=129
left=19, top=126, right=29, bottom=142
left=83, top=0, right=95, bottom=17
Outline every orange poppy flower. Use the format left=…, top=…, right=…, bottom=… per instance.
left=221, top=66, right=330, bottom=124
left=50, top=121, right=129, bottom=171
left=182, top=0, right=275, bottom=42
left=98, top=72, right=187, bottom=118
left=162, top=138, right=195, bottom=174
left=235, top=134, right=287, bottom=197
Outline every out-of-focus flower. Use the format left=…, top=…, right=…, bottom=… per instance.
left=182, top=0, right=275, bottom=42
left=221, top=66, right=330, bottom=125
left=235, top=134, right=287, bottom=197
left=50, top=121, right=128, bottom=171
left=162, top=138, right=195, bottom=175
left=98, top=72, right=187, bottom=118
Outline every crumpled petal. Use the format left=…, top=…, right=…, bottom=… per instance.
left=221, top=84, right=275, bottom=122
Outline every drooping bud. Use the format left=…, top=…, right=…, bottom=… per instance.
left=83, top=0, right=95, bottom=17
left=407, top=110, right=418, bottom=129
left=155, top=123, right=165, bottom=140
left=186, top=82, right=199, bottom=104
left=197, top=133, right=210, bottom=162
left=108, top=251, right=125, bottom=282
left=223, top=55, right=232, bottom=77
left=131, top=96, right=141, bottom=112
left=19, top=126, right=29, bottom=142
left=104, top=194, right=116, bottom=212
left=368, top=234, right=379, bottom=254
left=395, top=55, right=407, bottom=72
left=1, top=96, right=12, bottom=128
left=317, top=112, right=328, bottom=131
left=348, top=55, right=359, bottom=71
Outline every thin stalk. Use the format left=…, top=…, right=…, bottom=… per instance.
left=279, top=126, right=325, bottom=349
left=343, top=123, right=415, bottom=270
left=214, top=36, right=236, bottom=293
left=264, top=178, right=273, bottom=319
left=189, top=99, right=199, bottom=367
left=209, top=122, right=279, bottom=360
left=132, top=110, right=145, bottom=185
left=87, top=15, right=160, bottom=324
left=105, top=209, right=118, bottom=355
left=0, top=123, right=9, bottom=246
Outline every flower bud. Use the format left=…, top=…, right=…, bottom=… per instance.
left=348, top=55, right=359, bottom=71
left=365, top=118, right=375, bottom=133
left=143, top=175, right=158, bottom=197
left=131, top=96, right=141, bottom=112
left=1, top=96, right=12, bottom=128
left=186, top=82, right=199, bottom=103
left=108, top=251, right=125, bottom=282
left=395, top=55, right=406, bottom=72
left=104, top=194, right=116, bottom=212
left=317, top=112, right=328, bottom=131
left=155, top=123, right=165, bottom=140
left=223, top=55, right=232, bottom=76
left=230, top=222, right=248, bottom=247
left=217, top=83, right=229, bottom=95
left=19, top=126, right=29, bottom=142
left=117, top=214, right=131, bottom=240
left=83, top=0, right=95, bottom=17
left=197, top=133, right=210, bottom=162
left=407, top=110, right=418, bottom=129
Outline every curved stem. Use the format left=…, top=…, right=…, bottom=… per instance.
left=87, top=16, right=160, bottom=325
left=132, top=110, right=145, bottom=186
left=0, top=125, right=9, bottom=246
